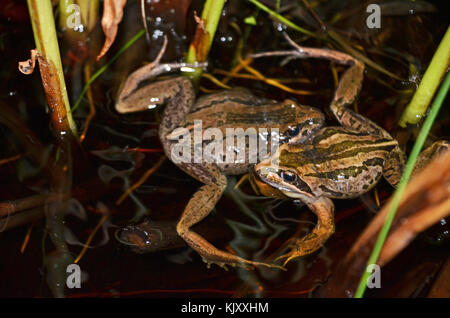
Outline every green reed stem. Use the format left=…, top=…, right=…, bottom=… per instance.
left=354, top=70, right=450, bottom=298
left=399, top=26, right=450, bottom=127
left=78, top=0, right=100, bottom=33
left=72, top=29, right=145, bottom=112
left=185, top=0, right=226, bottom=82
left=58, top=0, right=75, bottom=30
left=27, top=0, right=77, bottom=135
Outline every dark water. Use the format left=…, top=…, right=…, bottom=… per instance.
left=0, top=0, right=448, bottom=298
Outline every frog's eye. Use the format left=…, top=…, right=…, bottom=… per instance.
left=280, top=170, right=297, bottom=183
left=285, top=126, right=300, bottom=138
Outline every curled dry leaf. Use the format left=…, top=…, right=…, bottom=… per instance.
left=97, top=0, right=127, bottom=60
left=18, top=49, right=72, bottom=134
left=18, top=49, right=39, bottom=74
left=190, top=11, right=210, bottom=62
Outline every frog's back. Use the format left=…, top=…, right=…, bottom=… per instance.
left=281, top=126, right=398, bottom=199
left=191, top=88, right=272, bottom=112
left=183, top=88, right=317, bottom=133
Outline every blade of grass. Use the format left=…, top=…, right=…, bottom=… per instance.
left=71, top=28, right=145, bottom=112
left=246, top=0, right=317, bottom=38
left=354, top=70, right=450, bottom=298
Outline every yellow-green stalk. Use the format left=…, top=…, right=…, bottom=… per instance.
left=399, top=26, right=450, bottom=127
left=59, top=0, right=99, bottom=34
left=185, top=0, right=226, bottom=83
left=27, top=0, right=77, bottom=136
left=78, top=0, right=100, bottom=33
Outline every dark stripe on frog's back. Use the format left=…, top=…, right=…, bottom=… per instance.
left=225, top=104, right=302, bottom=126
left=279, top=138, right=397, bottom=167
left=192, top=88, right=274, bottom=112
left=186, top=102, right=302, bottom=128
left=304, top=157, right=385, bottom=181
left=313, top=137, right=394, bottom=156
left=312, top=126, right=384, bottom=144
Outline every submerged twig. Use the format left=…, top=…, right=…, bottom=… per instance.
left=0, top=154, right=21, bottom=166
left=79, top=64, right=96, bottom=142
left=74, top=214, right=109, bottom=263
left=20, top=223, right=35, bottom=254
left=116, top=156, right=166, bottom=205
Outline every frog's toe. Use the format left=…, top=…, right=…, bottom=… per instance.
left=275, top=197, right=335, bottom=267
left=275, top=235, right=327, bottom=267
left=274, top=240, right=307, bottom=267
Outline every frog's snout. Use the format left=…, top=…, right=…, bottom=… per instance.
left=249, top=165, right=287, bottom=199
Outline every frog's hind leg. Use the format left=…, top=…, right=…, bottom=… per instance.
left=275, top=197, right=335, bottom=266
left=328, top=62, right=395, bottom=141
left=325, top=54, right=408, bottom=188
left=176, top=163, right=284, bottom=271
left=382, top=146, right=406, bottom=187
left=383, top=140, right=450, bottom=187
left=251, top=34, right=388, bottom=140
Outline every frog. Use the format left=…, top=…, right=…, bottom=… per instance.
left=115, top=36, right=448, bottom=269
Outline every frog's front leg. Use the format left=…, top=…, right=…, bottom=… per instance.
left=115, top=38, right=204, bottom=119
left=276, top=196, right=335, bottom=266
left=176, top=163, right=285, bottom=270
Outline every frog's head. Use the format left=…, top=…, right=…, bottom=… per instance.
left=249, top=144, right=315, bottom=200
left=278, top=101, right=324, bottom=144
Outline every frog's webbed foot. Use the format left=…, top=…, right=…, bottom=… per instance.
left=177, top=164, right=285, bottom=271
left=116, top=36, right=207, bottom=114
left=275, top=197, right=335, bottom=267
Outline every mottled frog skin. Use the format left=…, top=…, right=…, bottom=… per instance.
left=116, top=39, right=448, bottom=269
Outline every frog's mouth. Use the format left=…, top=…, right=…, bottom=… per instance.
left=249, top=165, right=288, bottom=199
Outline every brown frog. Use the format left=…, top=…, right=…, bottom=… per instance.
left=115, top=37, right=448, bottom=269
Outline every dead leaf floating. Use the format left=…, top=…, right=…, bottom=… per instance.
left=97, top=0, right=127, bottom=60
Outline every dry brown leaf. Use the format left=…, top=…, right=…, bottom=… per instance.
left=190, top=11, right=210, bottom=62
left=18, top=49, right=72, bottom=134
left=97, top=0, right=127, bottom=60
left=18, top=49, right=39, bottom=74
